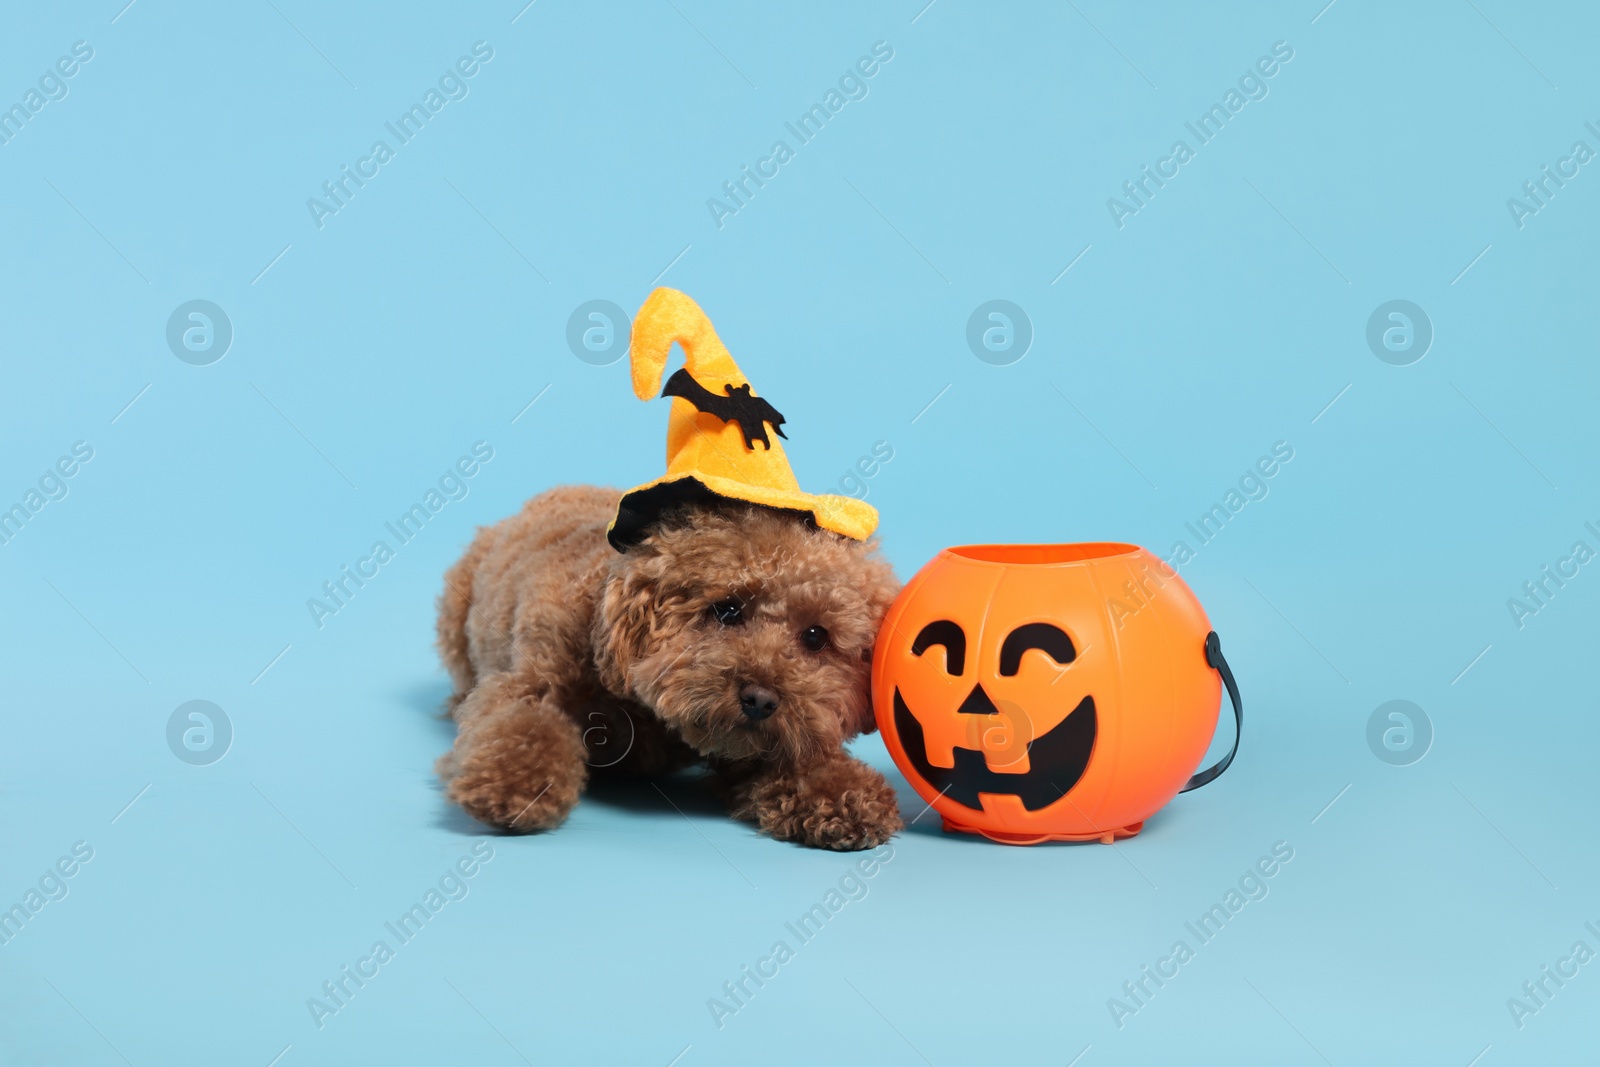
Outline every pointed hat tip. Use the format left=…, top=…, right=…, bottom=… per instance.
left=628, top=288, right=737, bottom=401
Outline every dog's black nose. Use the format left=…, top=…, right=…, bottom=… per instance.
left=739, top=684, right=780, bottom=721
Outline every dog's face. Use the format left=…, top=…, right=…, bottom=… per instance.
left=594, top=503, right=898, bottom=764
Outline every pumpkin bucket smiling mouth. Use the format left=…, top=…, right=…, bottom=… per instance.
left=871, top=543, right=1242, bottom=845
left=890, top=688, right=1097, bottom=811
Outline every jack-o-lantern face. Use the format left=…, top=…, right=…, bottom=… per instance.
left=873, top=543, right=1225, bottom=844
left=891, top=619, right=1097, bottom=811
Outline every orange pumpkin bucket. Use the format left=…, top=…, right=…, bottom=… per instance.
left=871, top=543, right=1240, bottom=845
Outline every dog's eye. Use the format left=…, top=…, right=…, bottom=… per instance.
left=800, top=625, right=830, bottom=653
left=710, top=599, right=745, bottom=626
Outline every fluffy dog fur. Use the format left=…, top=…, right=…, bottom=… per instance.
left=435, top=486, right=904, bottom=850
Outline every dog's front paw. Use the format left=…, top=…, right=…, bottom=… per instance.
left=438, top=678, right=589, bottom=833
left=792, top=784, right=902, bottom=851
left=444, top=753, right=580, bottom=832
left=734, top=757, right=903, bottom=851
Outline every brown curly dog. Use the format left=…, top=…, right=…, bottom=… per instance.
left=435, top=485, right=904, bottom=850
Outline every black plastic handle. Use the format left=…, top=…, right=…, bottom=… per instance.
left=1181, top=631, right=1241, bottom=793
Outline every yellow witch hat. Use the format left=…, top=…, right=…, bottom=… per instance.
left=607, top=288, right=879, bottom=550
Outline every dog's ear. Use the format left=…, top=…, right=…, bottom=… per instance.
left=593, top=562, right=656, bottom=698
left=851, top=548, right=902, bottom=737
left=854, top=644, right=881, bottom=736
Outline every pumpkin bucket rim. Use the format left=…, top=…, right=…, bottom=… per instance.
left=943, top=542, right=1143, bottom=567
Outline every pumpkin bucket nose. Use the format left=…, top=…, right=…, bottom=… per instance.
left=956, top=683, right=1001, bottom=716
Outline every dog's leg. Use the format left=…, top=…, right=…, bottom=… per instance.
left=579, top=698, right=701, bottom=778
left=438, top=672, right=587, bottom=832
left=722, top=754, right=902, bottom=851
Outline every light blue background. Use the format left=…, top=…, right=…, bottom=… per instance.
left=2, top=1, right=1596, bottom=1064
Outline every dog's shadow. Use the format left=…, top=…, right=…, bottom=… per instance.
left=399, top=677, right=459, bottom=741
left=584, top=769, right=726, bottom=819
left=400, top=677, right=725, bottom=835
left=399, top=678, right=486, bottom=836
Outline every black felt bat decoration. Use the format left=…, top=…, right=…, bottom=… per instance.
left=661, top=367, right=788, bottom=450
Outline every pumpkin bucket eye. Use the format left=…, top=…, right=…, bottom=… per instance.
left=800, top=625, right=830, bottom=652
left=910, top=619, right=966, bottom=674
left=710, top=599, right=745, bottom=625
left=999, top=623, right=1076, bottom=675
